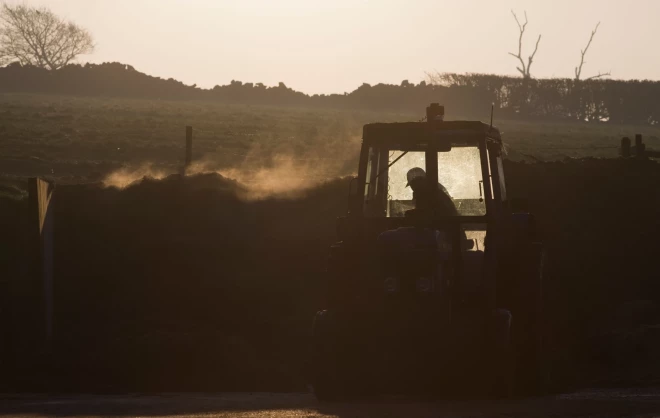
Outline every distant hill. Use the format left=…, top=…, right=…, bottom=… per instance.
left=0, top=62, right=658, bottom=124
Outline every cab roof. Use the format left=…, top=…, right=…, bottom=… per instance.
left=363, top=121, right=502, bottom=143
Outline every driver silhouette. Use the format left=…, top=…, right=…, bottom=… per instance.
left=406, top=167, right=457, bottom=216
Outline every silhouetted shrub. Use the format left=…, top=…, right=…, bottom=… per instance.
left=1, top=63, right=659, bottom=124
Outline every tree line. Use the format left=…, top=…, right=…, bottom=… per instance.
left=0, top=62, right=658, bottom=125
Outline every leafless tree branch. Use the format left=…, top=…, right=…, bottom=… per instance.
left=509, top=10, right=541, bottom=79
left=585, top=71, right=611, bottom=80
left=0, top=4, right=94, bottom=70
left=509, top=10, right=527, bottom=77
left=527, top=34, right=541, bottom=77
left=575, top=22, right=609, bottom=81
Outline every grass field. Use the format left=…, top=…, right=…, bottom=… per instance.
left=1, top=93, right=660, bottom=190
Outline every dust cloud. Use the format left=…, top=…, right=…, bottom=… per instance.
left=198, top=155, right=349, bottom=199
left=103, top=137, right=361, bottom=198
left=103, top=164, right=168, bottom=189
left=103, top=158, right=351, bottom=198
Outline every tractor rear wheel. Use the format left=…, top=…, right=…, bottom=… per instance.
left=511, top=245, right=546, bottom=397
left=488, top=308, right=514, bottom=399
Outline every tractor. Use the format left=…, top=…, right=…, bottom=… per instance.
left=309, top=104, right=545, bottom=400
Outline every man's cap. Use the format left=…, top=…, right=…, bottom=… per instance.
left=406, top=167, right=426, bottom=187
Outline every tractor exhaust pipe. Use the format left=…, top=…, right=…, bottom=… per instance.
left=426, top=103, right=445, bottom=122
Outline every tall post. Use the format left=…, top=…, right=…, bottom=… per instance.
left=27, top=178, right=54, bottom=348
left=185, top=126, right=193, bottom=173
left=621, top=137, right=631, bottom=158
left=635, top=134, right=645, bottom=158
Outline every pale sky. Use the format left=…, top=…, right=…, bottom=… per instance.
left=14, top=0, right=660, bottom=94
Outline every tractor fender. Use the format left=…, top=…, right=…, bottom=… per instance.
left=498, top=213, right=546, bottom=396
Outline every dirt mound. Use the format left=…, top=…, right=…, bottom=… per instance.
left=2, top=158, right=660, bottom=392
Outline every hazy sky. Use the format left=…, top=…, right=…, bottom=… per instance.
left=15, top=0, right=660, bottom=94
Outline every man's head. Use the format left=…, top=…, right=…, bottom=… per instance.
left=406, top=167, right=426, bottom=189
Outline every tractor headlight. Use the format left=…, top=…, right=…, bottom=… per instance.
left=384, top=277, right=398, bottom=293
left=416, top=277, right=433, bottom=293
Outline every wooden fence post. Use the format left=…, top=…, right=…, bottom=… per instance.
left=621, top=137, right=631, bottom=158
left=185, top=126, right=193, bottom=173
left=27, top=178, right=55, bottom=347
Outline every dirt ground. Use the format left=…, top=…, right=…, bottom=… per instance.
left=2, top=390, right=660, bottom=418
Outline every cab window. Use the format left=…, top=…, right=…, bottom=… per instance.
left=386, top=151, right=425, bottom=217
left=382, top=146, right=486, bottom=217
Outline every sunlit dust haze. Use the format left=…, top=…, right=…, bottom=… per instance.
left=18, top=0, right=660, bottom=94
left=103, top=157, right=349, bottom=198
left=103, top=164, right=168, bottom=189
left=103, top=136, right=362, bottom=198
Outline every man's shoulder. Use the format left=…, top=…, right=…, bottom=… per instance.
left=436, top=183, right=450, bottom=196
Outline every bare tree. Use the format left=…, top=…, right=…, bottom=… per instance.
left=508, top=10, right=541, bottom=79
left=0, top=4, right=94, bottom=70
left=574, top=22, right=610, bottom=80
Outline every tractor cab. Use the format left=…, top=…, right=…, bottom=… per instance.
left=355, top=103, right=507, bottom=220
